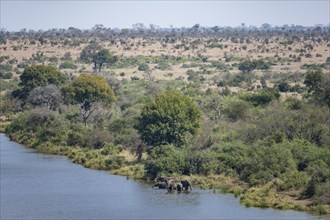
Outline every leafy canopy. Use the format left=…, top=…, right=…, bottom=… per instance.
left=12, top=65, right=66, bottom=100
left=136, top=91, right=201, bottom=147
left=304, top=70, right=330, bottom=107
left=62, top=74, right=116, bottom=126
left=63, top=74, right=116, bottom=104
left=92, top=49, right=118, bottom=72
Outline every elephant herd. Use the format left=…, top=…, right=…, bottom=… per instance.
left=153, top=177, right=192, bottom=192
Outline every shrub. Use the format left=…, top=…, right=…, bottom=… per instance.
left=277, top=81, right=290, bottom=92
left=138, top=63, right=149, bottom=72
left=241, top=89, right=279, bottom=107
left=278, top=171, right=309, bottom=191
left=6, top=109, right=68, bottom=146
left=222, top=97, right=251, bottom=121
left=188, top=150, right=218, bottom=175
left=0, top=64, right=13, bottom=79
left=59, top=61, right=78, bottom=69
left=84, top=129, right=112, bottom=148
left=155, top=62, right=171, bottom=70
left=144, top=144, right=187, bottom=178
left=131, top=76, right=140, bottom=80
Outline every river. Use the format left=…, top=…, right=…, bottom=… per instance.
left=0, top=133, right=325, bottom=219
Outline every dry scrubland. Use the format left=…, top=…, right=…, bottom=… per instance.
left=1, top=26, right=330, bottom=216
left=1, top=35, right=329, bottom=86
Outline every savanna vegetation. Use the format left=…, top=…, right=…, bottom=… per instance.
left=0, top=24, right=329, bottom=215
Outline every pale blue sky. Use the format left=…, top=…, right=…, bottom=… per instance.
left=1, top=1, right=329, bottom=31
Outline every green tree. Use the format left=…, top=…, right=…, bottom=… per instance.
left=222, top=97, right=250, bottom=121
left=238, top=60, right=257, bottom=74
left=80, top=42, right=102, bottom=63
left=304, top=71, right=330, bottom=107
left=136, top=91, right=202, bottom=147
left=304, top=70, right=322, bottom=93
left=92, top=49, right=118, bottom=72
left=62, top=74, right=116, bottom=126
left=12, top=65, right=66, bottom=100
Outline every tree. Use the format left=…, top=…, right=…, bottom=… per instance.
left=27, top=84, right=62, bottom=110
left=62, top=74, right=116, bottom=126
left=304, top=70, right=322, bottom=93
left=92, top=49, right=118, bottom=72
left=136, top=91, right=201, bottom=147
left=304, top=71, right=330, bottom=107
left=238, top=60, right=257, bottom=74
left=80, top=42, right=102, bottom=63
left=222, top=97, right=250, bottom=121
left=12, top=65, right=66, bottom=100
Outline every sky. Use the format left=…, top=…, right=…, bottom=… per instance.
left=0, top=0, right=329, bottom=31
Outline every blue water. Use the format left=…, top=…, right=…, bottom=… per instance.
left=0, top=133, right=326, bottom=219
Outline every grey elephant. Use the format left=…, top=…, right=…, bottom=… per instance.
left=165, top=178, right=177, bottom=191
left=176, top=182, right=183, bottom=192
left=154, top=182, right=167, bottom=189
left=154, top=176, right=188, bottom=192
left=181, top=180, right=192, bottom=191
left=165, top=179, right=185, bottom=192
left=154, top=176, right=168, bottom=183
left=154, top=176, right=174, bottom=190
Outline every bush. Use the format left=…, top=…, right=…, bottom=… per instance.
left=277, top=81, right=290, bottom=92
left=238, top=60, right=257, bottom=73
left=138, top=63, right=149, bottom=72
left=222, top=97, right=251, bottom=121
left=6, top=109, right=68, bottom=146
left=1, top=82, right=19, bottom=94
left=131, top=76, right=140, bottom=80
left=0, top=64, right=13, bottom=79
left=84, top=129, right=112, bottom=148
left=59, top=61, right=78, bottom=69
left=313, top=182, right=330, bottom=205
left=241, top=89, right=279, bottom=107
left=155, top=62, right=171, bottom=70
left=188, top=150, right=218, bottom=175
left=144, top=144, right=187, bottom=178
left=278, top=171, right=309, bottom=191
left=240, top=146, right=296, bottom=185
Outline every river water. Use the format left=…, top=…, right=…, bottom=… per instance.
left=0, top=133, right=325, bottom=219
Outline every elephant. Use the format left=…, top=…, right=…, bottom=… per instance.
left=154, top=176, right=168, bottom=183
left=165, top=179, right=185, bottom=192
left=154, top=182, right=167, bottom=189
left=181, top=180, right=192, bottom=191
left=165, top=179, right=175, bottom=191
left=176, top=182, right=183, bottom=192
left=154, top=176, right=188, bottom=192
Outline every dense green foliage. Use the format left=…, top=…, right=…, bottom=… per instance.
left=92, top=49, right=118, bottom=72
left=304, top=70, right=330, bottom=107
left=136, top=91, right=202, bottom=147
left=62, top=74, right=116, bottom=126
left=12, top=65, right=66, bottom=100
left=59, top=61, right=78, bottom=69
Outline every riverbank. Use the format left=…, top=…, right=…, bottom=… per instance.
left=3, top=131, right=329, bottom=217
left=4, top=132, right=322, bottom=220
